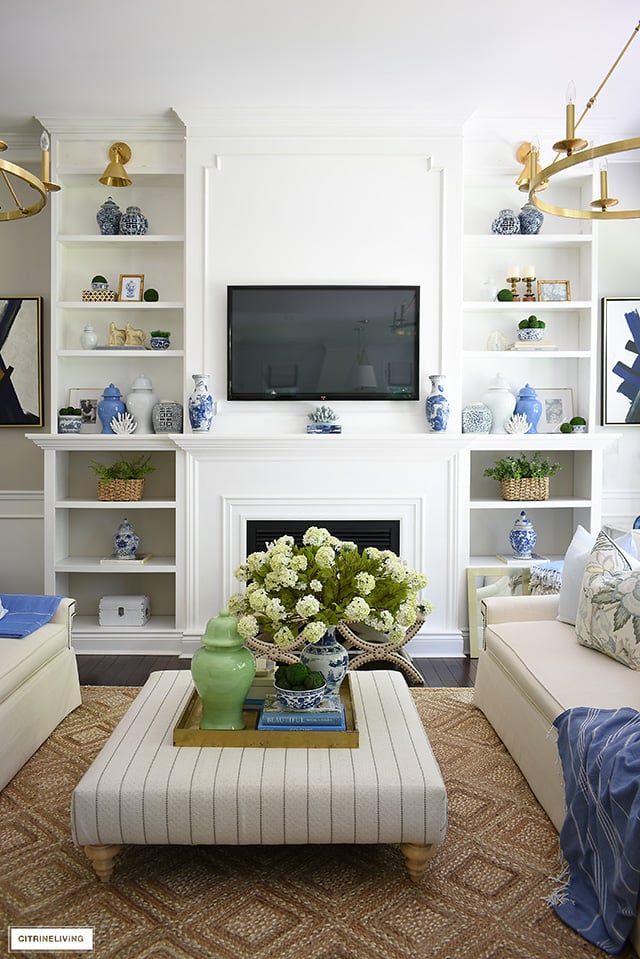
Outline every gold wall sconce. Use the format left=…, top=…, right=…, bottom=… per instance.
left=99, top=142, right=132, bottom=187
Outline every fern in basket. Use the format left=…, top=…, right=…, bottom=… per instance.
left=89, top=454, right=156, bottom=481
left=483, top=452, right=560, bottom=482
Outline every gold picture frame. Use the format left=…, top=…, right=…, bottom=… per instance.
left=118, top=274, right=144, bottom=302
left=537, top=279, right=571, bottom=302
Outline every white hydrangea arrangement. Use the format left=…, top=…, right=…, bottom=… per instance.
left=228, top=525, right=432, bottom=647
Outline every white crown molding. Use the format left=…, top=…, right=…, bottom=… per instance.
left=35, top=112, right=185, bottom=140
left=177, top=106, right=467, bottom=140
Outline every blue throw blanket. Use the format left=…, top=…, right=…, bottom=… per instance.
left=0, top=594, right=63, bottom=638
left=552, top=706, right=640, bottom=954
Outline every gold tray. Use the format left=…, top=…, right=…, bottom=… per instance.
left=173, top=673, right=359, bottom=748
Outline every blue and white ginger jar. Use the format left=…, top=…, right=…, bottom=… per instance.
left=491, top=209, right=521, bottom=235
left=113, top=517, right=140, bottom=559
left=188, top=373, right=214, bottom=432
left=518, top=202, right=544, bottom=235
left=96, top=196, right=122, bottom=235
left=509, top=510, right=537, bottom=559
left=119, top=205, right=148, bottom=236
left=462, top=403, right=492, bottom=433
left=425, top=374, right=450, bottom=432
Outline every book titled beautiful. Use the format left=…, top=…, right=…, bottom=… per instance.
left=258, top=694, right=345, bottom=729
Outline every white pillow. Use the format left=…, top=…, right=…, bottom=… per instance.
left=556, top=526, right=638, bottom=626
left=556, top=526, right=596, bottom=625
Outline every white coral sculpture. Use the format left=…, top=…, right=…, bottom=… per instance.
left=504, top=413, right=530, bottom=434
left=110, top=412, right=137, bottom=433
left=308, top=404, right=339, bottom=424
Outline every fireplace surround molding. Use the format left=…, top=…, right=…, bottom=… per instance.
left=173, top=433, right=464, bottom=657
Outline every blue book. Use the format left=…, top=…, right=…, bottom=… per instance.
left=258, top=694, right=344, bottom=729
left=257, top=705, right=346, bottom=732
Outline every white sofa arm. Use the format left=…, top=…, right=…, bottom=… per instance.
left=482, top=593, right=559, bottom=625
left=51, top=597, right=77, bottom=632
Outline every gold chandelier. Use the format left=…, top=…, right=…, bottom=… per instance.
left=0, top=131, right=60, bottom=222
left=518, top=20, right=640, bottom=220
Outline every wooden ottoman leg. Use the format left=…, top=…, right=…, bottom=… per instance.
left=83, top=844, right=123, bottom=882
left=399, top=842, right=437, bottom=882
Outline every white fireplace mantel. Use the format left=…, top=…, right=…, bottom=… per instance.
left=173, top=432, right=465, bottom=657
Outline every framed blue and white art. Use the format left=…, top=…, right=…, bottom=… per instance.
left=602, top=297, right=640, bottom=424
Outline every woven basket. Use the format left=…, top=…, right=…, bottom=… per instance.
left=500, top=477, right=549, bottom=501
left=97, top=478, right=145, bottom=502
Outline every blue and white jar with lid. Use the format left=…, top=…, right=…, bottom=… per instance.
left=509, top=510, right=537, bottom=559
left=97, top=383, right=126, bottom=434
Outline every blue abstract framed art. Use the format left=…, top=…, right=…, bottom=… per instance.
left=602, top=297, right=640, bottom=424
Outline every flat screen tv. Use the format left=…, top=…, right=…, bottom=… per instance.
left=227, top=285, right=419, bottom=401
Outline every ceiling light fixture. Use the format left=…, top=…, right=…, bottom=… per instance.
left=523, top=20, right=640, bottom=219
left=99, top=142, right=132, bottom=188
left=0, top=131, right=60, bottom=222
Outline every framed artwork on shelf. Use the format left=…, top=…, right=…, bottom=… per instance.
left=0, top=296, right=43, bottom=428
left=602, top=297, right=640, bottom=424
left=118, top=274, right=144, bottom=302
left=536, top=388, right=574, bottom=433
left=69, top=388, right=103, bottom=433
left=537, top=280, right=571, bottom=302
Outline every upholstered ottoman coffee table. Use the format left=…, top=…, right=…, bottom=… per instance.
left=71, top=669, right=447, bottom=883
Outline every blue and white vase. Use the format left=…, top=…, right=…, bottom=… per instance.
left=425, top=374, right=450, bottom=432
left=188, top=373, right=214, bottom=432
left=97, top=383, right=126, bottom=434
left=518, top=202, right=544, bottom=235
left=119, top=205, right=148, bottom=235
left=509, top=510, right=537, bottom=559
left=514, top=383, right=542, bottom=434
left=96, top=196, right=122, bottom=235
left=299, top=628, right=349, bottom=695
left=113, top=517, right=140, bottom=559
left=491, top=209, right=521, bottom=235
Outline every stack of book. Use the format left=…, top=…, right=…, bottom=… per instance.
left=507, top=341, right=558, bottom=351
left=257, top=693, right=345, bottom=731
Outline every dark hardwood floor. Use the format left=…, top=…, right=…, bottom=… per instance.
left=76, top=654, right=477, bottom=688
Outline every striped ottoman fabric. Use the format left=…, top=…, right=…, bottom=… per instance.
left=72, top=669, right=447, bottom=882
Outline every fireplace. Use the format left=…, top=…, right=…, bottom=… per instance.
left=246, top=520, right=401, bottom=555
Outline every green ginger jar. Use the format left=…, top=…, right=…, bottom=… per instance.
left=191, top=609, right=256, bottom=729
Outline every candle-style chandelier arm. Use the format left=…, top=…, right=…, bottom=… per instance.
left=0, top=133, right=60, bottom=222
left=524, top=19, right=640, bottom=220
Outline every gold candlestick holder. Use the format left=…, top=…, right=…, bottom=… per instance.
left=507, top=276, right=521, bottom=301
left=523, top=276, right=536, bottom=301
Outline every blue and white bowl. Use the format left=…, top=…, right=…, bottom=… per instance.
left=150, top=336, right=170, bottom=350
left=517, top=328, right=544, bottom=341
left=58, top=414, right=82, bottom=434
left=274, top=682, right=327, bottom=710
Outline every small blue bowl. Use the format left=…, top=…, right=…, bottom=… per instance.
left=273, top=683, right=327, bottom=710
left=150, top=336, right=170, bottom=350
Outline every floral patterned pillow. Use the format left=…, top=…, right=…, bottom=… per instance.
left=576, top=529, right=640, bottom=670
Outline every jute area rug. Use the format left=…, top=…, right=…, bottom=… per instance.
left=2, top=686, right=634, bottom=959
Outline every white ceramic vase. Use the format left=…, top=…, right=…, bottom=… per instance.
left=126, top=373, right=158, bottom=434
left=482, top=374, right=516, bottom=434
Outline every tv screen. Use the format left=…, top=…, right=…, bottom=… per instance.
left=227, top=285, right=419, bottom=400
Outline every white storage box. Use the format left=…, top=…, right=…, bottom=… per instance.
left=99, top=595, right=151, bottom=627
